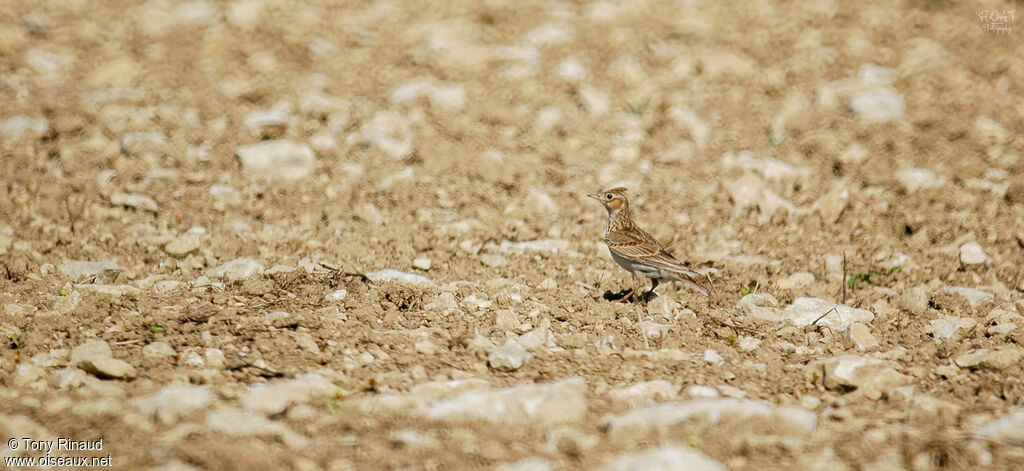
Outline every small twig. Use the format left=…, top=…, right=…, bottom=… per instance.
left=841, top=252, right=847, bottom=304
left=812, top=306, right=839, bottom=327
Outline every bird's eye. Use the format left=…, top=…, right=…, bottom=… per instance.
left=605, top=194, right=613, bottom=200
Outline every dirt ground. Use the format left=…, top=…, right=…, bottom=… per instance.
left=2, top=0, right=1023, bottom=470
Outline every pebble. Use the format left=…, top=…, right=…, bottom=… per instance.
left=48, top=368, right=88, bottom=390
left=164, top=234, right=201, bottom=258
left=597, top=446, right=725, bottom=471
left=153, top=280, right=184, bottom=293
left=243, top=102, right=292, bottom=136
left=360, top=110, right=413, bottom=159
left=811, top=355, right=910, bottom=399
left=205, top=408, right=310, bottom=450
left=499, top=239, right=571, bottom=255
left=422, top=377, right=586, bottom=424
left=293, top=332, right=320, bottom=354
left=494, top=309, right=520, bottom=331
left=204, top=348, right=226, bottom=369
left=737, top=336, right=761, bottom=352
left=515, top=326, right=551, bottom=351
left=608, top=380, right=678, bottom=408
left=209, top=184, right=243, bottom=207
left=412, top=256, right=432, bottom=271
left=924, top=316, right=977, bottom=340
left=846, top=323, right=879, bottom=350
left=942, top=286, right=994, bottom=307
left=685, top=385, right=720, bottom=398
left=133, top=385, right=214, bottom=424
left=894, top=168, right=944, bottom=193
left=897, top=287, right=930, bottom=316
left=78, top=356, right=137, bottom=379
left=974, top=410, right=1024, bottom=446
left=779, top=297, right=874, bottom=330
left=603, top=398, right=817, bottom=442
left=142, top=341, right=176, bottom=360
left=954, top=347, right=1022, bottom=371
left=847, top=87, right=904, bottom=123
left=480, top=253, right=510, bottom=268
left=59, top=261, right=120, bottom=284
left=324, top=289, right=348, bottom=302
left=1, top=115, right=48, bottom=140
left=488, top=342, right=529, bottom=371
left=365, top=269, right=434, bottom=286
left=110, top=192, right=159, bottom=212
left=235, top=140, right=315, bottom=180
left=241, top=374, right=337, bottom=415
left=959, top=242, right=987, bottom=265
left=71, top=339, right=113, bottom=364
left=206, top=258, right=265, bottom=281
left=702, top=349, right=724, bottom=366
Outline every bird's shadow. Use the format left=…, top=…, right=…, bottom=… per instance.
left=602, top=290, right=657, bottom=304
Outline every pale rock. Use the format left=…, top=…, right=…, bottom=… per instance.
left=388, top=429, right=441, bottom=450
left=324, top=289, right=347, bottom=302
left=414, top=339, right=439, bottom=355
left=974, top=410, right=1024, bottom=446
left=639, top=321, right=672, bottom=340
left=777, top=272, right=815, bottom=289
left=49, top=368, right=88, bottom=390
left=538, top=278, right=558, bottom=290
left=14, top=363, right=46, bottom=387
left=848, top=88, right=904, bottom=123
left=702, top=349, right=724, bottom=366
left=5, top=303, right=26, bottom=316
left=985, top=309, right=1022, bottom=337
left=497, top=458, right=554, bottom=471
left=243, top=102, right=292, bottom=136
left=235, top=140, right=315, bottom=180
left=685, top=385, right=720, bottom=398
left=608, top=380, right=678, bottom=408
left=423, top=377, right=586, bottom=424
left=780, top=297, right=874, bottom=330
left=207, top=258, right=265, bottom=281
left=578, top=85, right=611, bottom=117
left=846, top=323, right=878, bottom=350
left=499, top=239, right=570, bottom=255
left=525, top=189, right=559, bottom=219
left=111, top=192, right=159, bottom=212
left=557, top=57, right=589, bottom=82
left=812, top=355, right=911, bottom=399
left=839, top=142, right=869, bottom=164
left=737, top=336, right=761, bottom=352
left=1, top=116, right=48, bottom=140
left=75, top=284, right=141, bottom=297
left=71, top=339, right=113, bottom=364
left=597, top=446, right=725, bottom=471
left=897, top=287, right=929, bottom=316
left=164, top=234, right=200, bottom=257
left=366, top=269, right=434, bottom=286
left=360, top=110, right=413, bottom=159
left=142, top=341, right=176, bottom=360
left=204, top=348, right=226, bottom=369
left=412, top=257, right=431, bottom=271
left=494, top=309, right=520, bottom=331
left=955, top=347, right=1022, bottom=371
left=737, top=293, right=781, bottom=320
left=515, top=326, right=552, bottom=351
left=79, top=356, right=136, bottom=379
left=895, top=168, right=944, bottom=192
left=943, top=286, right=994, bottom=307
left=925, top=316, right=977, bottom=340
left=480, top=253, right=510, bottom=268
left=667, top=104, right=710, bottom=148
left=958, top=242, right=987, bottom=265
left=59, top=261, right=120, bottom=284
left=209, top=184, right=243, bottom=207
left=180, top=350, right=204, bottom=367
left=293, top=332, right=320, bottom=354
left=523, top=23, right=574, bottom=47
left=603, top=398, right=817, bottom=442
left=488, top=342, right=528, bottom=372
left=206, top=408, right=310, bottom=449
left=153, top=280, right=184, bottom=293
left=241, top=374, right=337, bottom=416
left=461, top=294, right=493, bottom=310
left=133, top=385, right=214, bottom=424
left=121, top=132, right=167, bottom=156
left=815, top=184, right=849, bottom=223
left=715, top=385, right=747, bottom=399
left=974, top=115, right=1008, bottom=146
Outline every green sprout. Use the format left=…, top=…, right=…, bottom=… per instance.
left=740, top=281, right=756, bottom=297
left=148, top=326, right=166, bottom=333
left=847, top=265, right=902, bottom=290
left=57, top=288, right=68, bottom=296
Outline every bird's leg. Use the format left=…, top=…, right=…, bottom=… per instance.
left=641, top=278, right=659, bottom=305
left=617, top=275, right=642, bottom=303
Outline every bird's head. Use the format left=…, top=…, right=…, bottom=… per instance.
left=588, top=187, right=629, bottom=214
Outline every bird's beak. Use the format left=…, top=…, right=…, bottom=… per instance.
left=587, top=193, right=601, bottom=201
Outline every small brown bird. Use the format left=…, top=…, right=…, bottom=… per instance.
left=589, top=187, right=709, bottom=303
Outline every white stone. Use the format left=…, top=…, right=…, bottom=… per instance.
left=488, top=342, right=528, bottom=371
left=153, top=280, right=184, bottom=293
left=164, top=234, right=201, bottom=257
left=781, top=297, right=874, bottom=331
left=59, top=261, right=120, bottom=284
left=895, top=168, right=944, bottom=192
left=78, top=356, right=136, bottom=379
left=110, top=192, right=159, bottom=212
left=737, top=337, right=761, bottom=352
left=499, top=239, right=570, bottom=254
left=848, top=88, right=904, bottom=123
left=324, top=289, right=348, bottom=302
left=847, top=323, right=879, bottom=350
left=235, top=140, right=315, bottom=181
left=206, top=408, right=310, bottom=450
left=366, top=269, right=434, bottom=286
left=422, top=377, right=586, bottom=425
left=943, top=286, right=994, bottom=307
left=955, top=347, right=1022, bottom=371
left=207, top=258, right=265, bottom=281
left=959, top=242, right=987, bottom=265
left=603, top=398, right=817, bottom=442
left=925, top=316, right=977, bottom=340
left=974, top=410, right=1024, bottom=446
left=142, top=341, right=176, bottom=360
left=685, top=385, right=720, bottom=398
left=703, top=349, right=724, bottom=365
left=608, top=380, right=678, bottom=407
left=241, top=374, right=338, bottom=416
left=412, top=257, right=432, bottom=271
left=134, top=385, right=214, bottom=424
left=1, top=116, right=48, bottom=139
left=597, top=446, right=725, bottom=471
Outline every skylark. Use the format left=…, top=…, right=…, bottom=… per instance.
left=589, top=187, right=709, bottom=303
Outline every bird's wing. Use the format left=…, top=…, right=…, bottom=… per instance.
left=605, top=230, right=703, bottom=279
